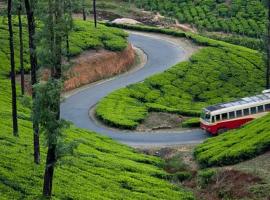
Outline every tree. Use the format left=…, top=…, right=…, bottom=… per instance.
left=266, top=0, right=270, bottom=89
left=36, top=0, right=73, bottom=197
left=8, top=0, right=19, bottom=137
left=24, top=0, right=40, bottom=164
left=93, top=0, right=97, bottom=28
left=17, top=0, right=25, bottom=95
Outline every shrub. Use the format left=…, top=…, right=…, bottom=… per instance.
left=182, top=118, right=200, bottom=128
left=197, top=169, right=217, bottom=187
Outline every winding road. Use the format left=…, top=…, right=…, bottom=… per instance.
left=61, top=32, right=207, bottom=147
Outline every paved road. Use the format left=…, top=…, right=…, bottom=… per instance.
left=61, top=33, right=208, bottom=147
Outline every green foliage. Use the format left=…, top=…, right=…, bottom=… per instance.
left=182, top=118, right=200, bottom=128
left=134, top=0, right=267, bottom=39
left=0, top=17, right=128, bottom=76
left=197, top=169, right=217, bottom=187
left=97, top=25, right=265, bottom=129
left=194, top=113, right=270, bottom=168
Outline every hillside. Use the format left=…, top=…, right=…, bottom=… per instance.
left=96, top=24, right=265, bottom=129
left=0, top=19, right=193, bottom=199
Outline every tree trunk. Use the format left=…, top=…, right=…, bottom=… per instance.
left=266, top=0, right=270, bottom=89
left=24, top=0, right=40, bottom=164
left=43, top=144, right=56, bottom=197
left=83, top=7, right=86, bottom=20
left=93, top=0, right=97, bottom=28
left=66, top=34, right=70, bottom=61
left=18, top=1, right=25, bottom=95
left=8, top=0, right=19, bottom=137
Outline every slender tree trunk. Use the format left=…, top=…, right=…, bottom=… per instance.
left=66, top=34, right=70, bottom=61
left=93, top=0, right=97, bottom=28
left=24, top=0, right=40, bottom=164
left=43, top=0, right=62, bottom=197
left=43, top=144, right=56, bottom=197
left=8, top=0, right=19, bottom=137
left=266, top=0, right=270, bottom=89
left=82, top=7, right=86, bottom=20
left=18, top=1, right=25, bottom=95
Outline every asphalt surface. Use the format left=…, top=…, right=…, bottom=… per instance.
left=61, top=33, right=208, bottom=147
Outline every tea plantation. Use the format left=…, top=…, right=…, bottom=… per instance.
left=194, top=113, right=270, bottom=167
left=0, top=19, right=194, bottom=199
left=96, top=25, right=265, bottom=129
left=135, top=0, right=266, bottom=38
left=0, top=17, right=128, bottom=76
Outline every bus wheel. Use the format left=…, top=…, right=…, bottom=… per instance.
left=217, top=128, right=228, bottom=135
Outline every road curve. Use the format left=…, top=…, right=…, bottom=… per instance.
left=61, top=33, right=208, bottom=147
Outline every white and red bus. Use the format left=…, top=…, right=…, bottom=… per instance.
left=200, top=90, right=270, bottom=135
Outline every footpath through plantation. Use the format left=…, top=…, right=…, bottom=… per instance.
left=0, top=19, right=194, bottom=199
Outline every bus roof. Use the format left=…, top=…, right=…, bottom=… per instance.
left=205, top=92, right=270, bottom=113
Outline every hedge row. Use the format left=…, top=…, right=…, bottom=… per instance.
left=194, top=113, right=270, bottom=167
left=96, top=25, right=264, bottom=129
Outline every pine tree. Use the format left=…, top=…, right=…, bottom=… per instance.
left=8, top=0, right=19, bottom=137
left=24, top=0, right=40, bottom=164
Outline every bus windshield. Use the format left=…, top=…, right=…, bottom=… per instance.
left=201, top=110, right=211, bottom=122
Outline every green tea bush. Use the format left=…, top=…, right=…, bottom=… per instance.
left=194, top=114, right=270, bottom=167
left=182, top=118, right=200, bottom=128
left=96, top=26, right=264, bottom=129
left=134, top=0, right=266, bottom=39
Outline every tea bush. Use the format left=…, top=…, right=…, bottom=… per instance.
left=194, top=113, right=270, bottom=167
left=96, top=26, right=265, bottom=129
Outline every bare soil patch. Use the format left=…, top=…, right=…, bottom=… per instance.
left=136, top=112, right=182, bottom=131
left=64, top=44, right=135, bottom=91
left=140, top=145, right=270, bottom=200
left=188, top=169, right=262, bottom=200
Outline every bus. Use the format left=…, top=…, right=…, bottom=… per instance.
left=200, top=90, right=270, bottom=135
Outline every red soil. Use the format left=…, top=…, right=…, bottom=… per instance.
left=64, top=44, right=135, bottom=91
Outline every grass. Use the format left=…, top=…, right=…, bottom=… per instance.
left=96, top=24, right=265, bottom=129
left=0, top=18, right=194, bottom=199
left=0, top=17, right=128, bottom=76
left=194, top=113, right=270, bottom=168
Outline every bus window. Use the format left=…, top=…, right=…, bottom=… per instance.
left=211, top=116, right=215, bottom=123
left=229, top=111, right=235, bottom=119
left=222, top=113, right=228, bottom=120
left=258, top=105, right=264, bottom=113
left=251, top=107, right=257, bottom=114
left=244, top=108, right=250, bottom=116
left=216, top=115, right=221, bottom=121
left=236, top=110, right=242, bottom=117
left=266, top=104, right=270, bottom=111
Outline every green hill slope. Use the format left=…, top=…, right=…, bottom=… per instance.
left=194, top=113, right=270, bottom=168
left=0, top=20, right=193, bottom=199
